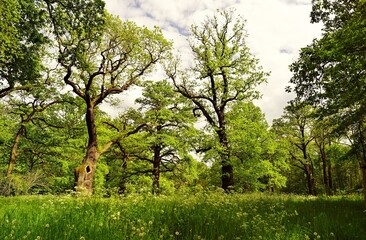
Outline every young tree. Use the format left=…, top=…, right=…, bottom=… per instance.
left=272, top=105, right=317, bottom=195
left=46, top=1, right=172, bottom=193
left=166, top=10, right=267, bottom=191
left=135, top=80, right=196, bottom=194
left=115, top=80, right=196, bottom=194
left=313, top=118, right=335, bottom=195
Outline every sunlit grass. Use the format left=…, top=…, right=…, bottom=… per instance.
left=0, top=192, right=365, bottom=239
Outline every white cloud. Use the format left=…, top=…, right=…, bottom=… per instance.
left=104, top=0, right=322, bottom=123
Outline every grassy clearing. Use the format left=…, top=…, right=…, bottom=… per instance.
left=0, top=192, right=365, bottom=239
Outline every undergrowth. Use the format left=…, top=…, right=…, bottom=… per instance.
left=0, top=192, right=365, bottom=239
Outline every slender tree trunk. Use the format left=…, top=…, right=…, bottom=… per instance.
left=328, top=140, right=334, bottom=193
left=75, top=101, right=99, bottom=195
left=361, top=161, right=366, bottom=207
left=305, top=164, right=316, bottom=196
left=152, top=146, right=161, bottom=195
left=357, top=122, right=366, bottom=206
left=319, top=144, right=332, bottom=195
left=2, top=125, right=26, bottom=196
left=119, top=159, right=128, bottom=194
left=328, top=156, right=333, bottom=194
left=300, top=136, right=316, bottom=196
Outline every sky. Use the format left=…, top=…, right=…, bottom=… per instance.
left=103, top=0, right=322, bottom=124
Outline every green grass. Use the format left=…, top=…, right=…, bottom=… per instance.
left=0, top=192, right=365, bottom=239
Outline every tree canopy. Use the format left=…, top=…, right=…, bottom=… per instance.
left=0, top=0, right=47, bottom=97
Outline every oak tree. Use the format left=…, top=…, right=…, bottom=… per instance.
left=166, top=10, right=267, bottom=191
left=46, top=0, right=172, bottom=193
left=115, top=80, right=196, bottom=194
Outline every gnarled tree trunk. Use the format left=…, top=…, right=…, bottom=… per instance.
left=74, top=146, right=98, bottom=194
left=75, top=102, right=99, bottom=195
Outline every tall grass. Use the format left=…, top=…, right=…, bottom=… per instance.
left=0, top=192, right=365, bottom=239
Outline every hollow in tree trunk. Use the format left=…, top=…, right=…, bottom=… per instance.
left=74, top=102, right=99, bottom=195
left=75, top=145, right=98, bottom=194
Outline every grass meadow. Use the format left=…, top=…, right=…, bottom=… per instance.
left=0, top=192, right=365, bottom=240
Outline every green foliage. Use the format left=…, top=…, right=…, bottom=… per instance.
left=0, top=92, right=87, bottom=195
left=0, top=0, right=47, bottom=97
left=104, top=80, right=197, bottom=194
left=93, top=161, right=110, bottom=195
left=46, top=0, right=106, bottom=68
left=289, top=0, right=366, bottom=131
left=47, top=0, right=172, bottom=193
left=167, top=9, right=268, bottom=190
left=272, top=104, right=319, bottom=195
left=188, top=10, right=267, bottom=101
left=289, top=0, right=366, bottom=202
left=328, top=143, right=362, bottom=193
left=227, top=102, right=288, bottom=191
left=5, top=171, right=48, bottom=195
left=0, top=0, right=364, bottom=198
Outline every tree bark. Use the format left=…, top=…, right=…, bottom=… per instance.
left=328, top=158, right=333, bottom=192
left=357, top=122, right=366, bottom=206
left=361, top=161, right=366, bottom=207
left=119, top=159, right=128, bottom=194
left=2, top=125, right=26, bottom=196
left=152, top=146, right=161, bottom=195
left=74, top=101, right=99, bottom=195
left=221, top=158, right=234, bottom=191
left=305, top=164, right=316, bottom=196
left=217, top=129, right=234, bottom=191
left=319, top=143, right=332, bottom=195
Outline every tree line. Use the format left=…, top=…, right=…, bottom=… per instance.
left=0, top=0, right=365, bottom=204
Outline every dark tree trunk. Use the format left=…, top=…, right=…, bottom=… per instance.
left=119, top=159, right=128, bottom=194
left=152, top=146, right=161, bottom=195
left=221, top=158, right=234, bottom=191
left=328, top=158, right=333, bottom=192
left=3, top=125, right=26, bottom=196
left=75, top=101, right=99, bottom=195
left=217, top=128, right=234, bottom=191
left=358, top=123, right=366, bottom=206
left=361, top=161, right=366, bottom=207
left=319, top=143, right=332, bottom=195
left=299, top=128, right=316, bottom=196
left=305, top=164, right=316, bottom=196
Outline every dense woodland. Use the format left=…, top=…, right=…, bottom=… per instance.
left=0, top=0, right=365, bottom=205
